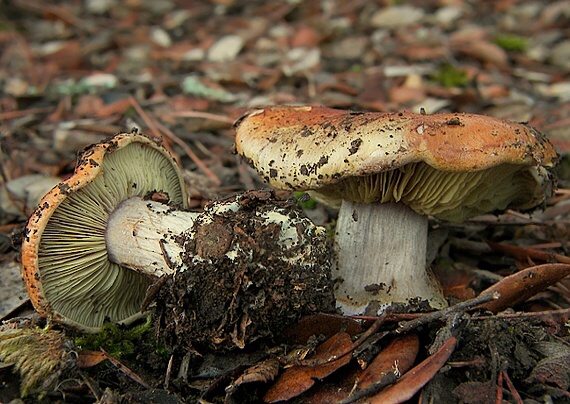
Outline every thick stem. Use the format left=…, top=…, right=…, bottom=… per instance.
left=334, top=201, right=447, bottom=315
left=106, top=197, right=199, bottom=277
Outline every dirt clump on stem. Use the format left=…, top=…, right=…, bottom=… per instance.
left=155, top=189, right=336, bottom=352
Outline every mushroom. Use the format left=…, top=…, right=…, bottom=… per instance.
left=22, top=131, right=335, bottom=337
left=234, top=106, right=558, bottom=315
left=22, top=132, right=198, bottom=332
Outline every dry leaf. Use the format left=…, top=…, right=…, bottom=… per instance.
left=263, top=332, right=353, bottom=403
left=356, top=333, right=419, bottom=393
left=283, top=313, right=362, bottom=344
left=527, top=342, right=570, bottom=390
left=476, top=263, right=570, bottom=313
left=368, top=336, right=457, bottom=404
left=226, top=357, right=280, bottom=393
left=76, top=350, right=107, bottom=368
left=452, top=380, right=498, bottom=403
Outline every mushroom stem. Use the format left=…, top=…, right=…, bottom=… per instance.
left=333, top=200, right=447, bottom=315
left=106, top=197, right=199, bottom=277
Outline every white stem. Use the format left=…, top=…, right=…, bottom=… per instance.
left=334, top=201, right=447, bottom=315
left=106, top=197, right=199, bottom=277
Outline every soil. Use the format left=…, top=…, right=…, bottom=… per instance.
left=155, top=189, right=336, bottom=352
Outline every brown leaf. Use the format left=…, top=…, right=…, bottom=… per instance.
left=76, top=350, right=107, bottom=368
left=263, top=332, right=353, bottom=403
left=476, top=263, right=570, bottom=313
left=226, top=357, right=280, bottom=394
left=283, top=313, right=362, bottom=345
left=356, top=333, right=419, bottom=393
left=368, top=336, right=457, bottom=404
left=527, top=342, right=570, bottom=390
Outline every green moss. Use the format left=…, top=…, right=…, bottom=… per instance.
left=294, top=192, right=317, bottom=210
left=74, top=316, right=153, bottom=359
left=431, top=64, right=469, bottom=88
left=494, top=34, right=528, bottom=52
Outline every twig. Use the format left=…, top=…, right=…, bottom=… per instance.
left=299, top=309, right=391, bottom=367
left=338, top=372, right=398, bottom=404
left=100, top=348, right=150, bottom=389
left=0, top=107, right=53, bottom=121
left=501, top=370, right=524, bottom=404
left=165, top=110, right=235, bottom=125
left=496, top=370, right=503, bottom=404
left=487, top=241, right=570, bottom=265
left=154, top=120, right=222, bottom=186
left=128, top=97, right=166, bottom=141
left=392, top=291, right=499, bottom=335
left=129, top=97, right=221, bottom=186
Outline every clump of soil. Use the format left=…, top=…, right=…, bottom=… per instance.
left=155, top=189, right=336, bottom=352
left=423, top=314, right=566, bottom=403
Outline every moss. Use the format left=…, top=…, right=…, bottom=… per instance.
left=294, top=192, right=317, bottom=210
left=0, top=326, right=71, bottom=397
left=431, top=64, right=468, bottom=88
left=494, top=34, right=528, bottom=52
left=74, top=315, right=154, bottom=359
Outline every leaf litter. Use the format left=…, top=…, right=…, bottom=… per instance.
left=0, top=0, right=569, bottom=402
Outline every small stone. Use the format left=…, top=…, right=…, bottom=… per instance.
left=182, top=48, right=205, bottom=62
left=540, top=82, right=570, bottom=102
left=207, top=34, right=244, bottom=62
left=550, top=40, right=570, bottom=72
left=283, top=48, right=321, bottom=76
left=85, top=0, right=117, bottom=14
left=81, top=73, right=118, bottom=89
left=331, top=36, right=368, bottom=60
left=370, top=6, right=424, bottom=29
left=434, top=6, right=463, bottom=27
left=150, top=27, right=172, bottom=48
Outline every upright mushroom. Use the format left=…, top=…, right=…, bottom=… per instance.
left=234, top=106, right=558, bottom=315
left=22, top=132, right=197, bottom=332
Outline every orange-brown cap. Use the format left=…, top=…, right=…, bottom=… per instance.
left=21, top=132, right=187, bottom=332
left=235, top=106, right=558, bottom=222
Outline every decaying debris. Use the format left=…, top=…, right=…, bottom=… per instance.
left=155, top=189, right=335, bottom=351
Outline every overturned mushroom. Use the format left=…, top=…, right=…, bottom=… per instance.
left=234, top=106, right=558, bottom=315
left=22, top=132, right=334, bottom=336
left=22, top=132, right=196, bottom=332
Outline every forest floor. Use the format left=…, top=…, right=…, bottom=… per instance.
left=1, top=1, right=569, bottom=403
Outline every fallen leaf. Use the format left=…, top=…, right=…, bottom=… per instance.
left=356, top=333, right=419, bottom=393
left=76, top=350, right=106, bottom=368
left=263, top=332, right=353, bottom=403
left=367, top=336, right=457, bottom=404
left=527, top=341, right=570, bottom=390
left=283, top=313, right=362, bottom=344
left=226, top=357, right=280, bottom=394
left=476, top=263, right=570, bottom=313
left=453, top=39, right=509, bottom=67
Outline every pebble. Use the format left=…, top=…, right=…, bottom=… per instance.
left=207, top=34, right=244, bottom=62
left=370, top=5, right=424, bottom=29
left=550, top=40, right=570, bottom=72
left=283, top=48, right=321, bottom=76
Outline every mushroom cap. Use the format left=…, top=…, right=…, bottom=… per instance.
left=235, top=106, right=558, bottom=222
left=21, top=132, right=187, bottom=332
